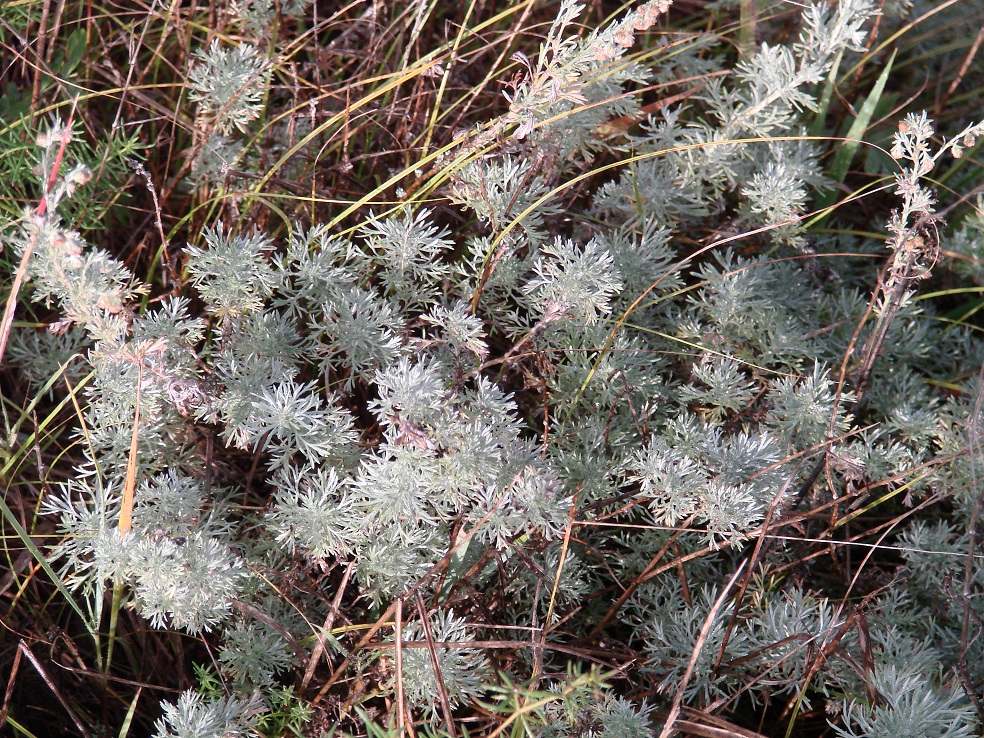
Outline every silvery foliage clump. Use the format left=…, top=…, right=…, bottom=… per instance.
left=538, top=689, right=658, bottom=738
left=152, top=690, right=263, bottom=738
left=187, top=40, right=271, bottom=135
left=828, top=622, right=980, bottom=738
left=20, top=127, right=568, bottom=729
left=184, top=35, right=273, bottom=190
left=386, top=610, right=492, bottom=719
left=12, top=0, right=984, bottom=734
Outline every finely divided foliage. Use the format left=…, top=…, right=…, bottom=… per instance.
left=6, top=0, right=984, bottom=735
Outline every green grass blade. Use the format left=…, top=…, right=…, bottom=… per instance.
left=0, top=491, right=88, bottom=625
left=809, top=48, right=843, bottom=138
left=816, top=49, right=896, bottom=212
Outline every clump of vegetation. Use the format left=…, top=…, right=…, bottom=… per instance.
left=2, top=0, right=984, bottom=736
